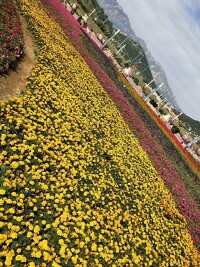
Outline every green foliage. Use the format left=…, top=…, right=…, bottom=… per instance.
left=75, top=0, right=114, bottom=35
left=150, top=99, right=158, bottom=108
left=159, top=108, right=167, bottom=115
left=180, top=113, right=200, bottom=136
left=133, top=76, right=139, bottom=85
left=115, top=33, right=155, bottom=86
left=179, top=127, right=188, bottom=136
left=171, top=125, right=180, bottom=134
left=116, top=57, right=122, bottom=65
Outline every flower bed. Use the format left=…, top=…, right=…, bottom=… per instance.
left=0, top=0, right=199, bottom=265
left=0, top=0, right=24, bottom=75
left=41, top=0, right=200, bottom=248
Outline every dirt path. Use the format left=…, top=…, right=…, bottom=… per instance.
left=0, top=16, right=37, bottom=101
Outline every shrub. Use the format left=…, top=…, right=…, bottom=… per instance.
left=171, top=125, right=180, bottom=134
left=116, top=57, right=122, bottom=65
left=150, top=98, right=158, bottom=108
left=133, top=76, right=139, bottom=85
left=159, top=108, right=167, bottom=115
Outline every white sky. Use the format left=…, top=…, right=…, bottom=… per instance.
left=117, top=0, right=200, bottom=121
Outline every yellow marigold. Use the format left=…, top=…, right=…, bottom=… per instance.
left=52, top=261, right=61, bottom=267
left=89, top=221, right=97, bottom=227
left=57, top=229, right=62, bottom=236
left=10, top=232, right=17, bottom=239
left=0, top=189, right=6, bottom=195
left=31, top=250, right=42, bottom=258
left=5, top=258, right=12, bottom=267
left=85, top=236, right=90, bottom=243
left=72, top=255, right=78, bottom=264
left=5, top=250, right=14, bottom=266
left=79, top=241, right=85, bottom=248
left=15, top=254, right=26, bottom=262
left=8, top=208, right=15, bottom=214
left=91, top=243, right=97, bottom=251
left=2, top=151, right=7, bottom=156
left=16, top=248, right=21, bottom=254
left=46, top=224, right=51, bottom=229
left=34, top=225, right=40, bottom=234
left=38, top=239, right=49, bottom=250
left=28, top=262, right=36, bottom=267
left=15, top=216, right=23, bottom=223
left=10, top=161, right=19, bottom=169
left=27, top=231, right=32, bottom=238
left=43, top=251, right=52, bottom=261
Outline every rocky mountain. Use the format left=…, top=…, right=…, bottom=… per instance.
left=96, top=0, right=180, bottom=110
left=96, top=0, right=145, bottom=45
left=96, top=0, right=136, bottom=35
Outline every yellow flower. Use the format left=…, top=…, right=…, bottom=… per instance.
left=98, top=246, right=103, bottom=252
left=27, top=231, right=32, bottom=238
left=66, top=250, right=72, bottom=259
left=38, top=239, right=49, bottom=250
left=72, top=255, right=78, bottom=264
left=5, top=250, right=14, bottom=266
left=34, top=225, right=40, bottom=234
left=89, top=221, right=97, bottom=227
left=85, top=236, right=90, bottom=243
left=2, top=151, right=7, bottom=156
left=52, top=261, right=61, bottom=267
left=57, top=229, right=62, bottom=236
left=8, top=208, right=15, bottom=214
left=31, top=250, right=42, bottom=258
left=10, top=232, right=17, bottom=239
left=15, top=254, right=26, bottom=262
left=46, top=224, right=51, bottom=229
left=16, top=248, right=21, bottom=254
left=10, top=161, right=19, bottom=169
left=79, top=241, right=85, bottom=248
left=28, top=262, right=36, bottom=267
left=15, top=216, right=23, bottom=223
left=0, top=189, right=6, bottom=195
left=91, top=243, right=97, bottom=251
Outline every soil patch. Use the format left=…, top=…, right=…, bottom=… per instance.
left=0, top=16, right=37, bottom=101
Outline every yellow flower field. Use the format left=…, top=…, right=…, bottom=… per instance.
left=0, top=0, right=199, bottom=266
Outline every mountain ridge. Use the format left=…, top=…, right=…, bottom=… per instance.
left=96, top=0, right=180, bottom=110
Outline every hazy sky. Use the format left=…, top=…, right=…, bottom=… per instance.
left=117, top=0, right=200, bottom=121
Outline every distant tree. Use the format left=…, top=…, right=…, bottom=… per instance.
left=171, top=126, right=180, bottom=134
left=116, top=58, right=122, bottom=65
left=133, top=77, right=139, bottom=85
left=159, top=108, right=167, bottom=115
left=150, top=99, right=158, bottom=108
left=179, top=113, right=200, bottom=136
